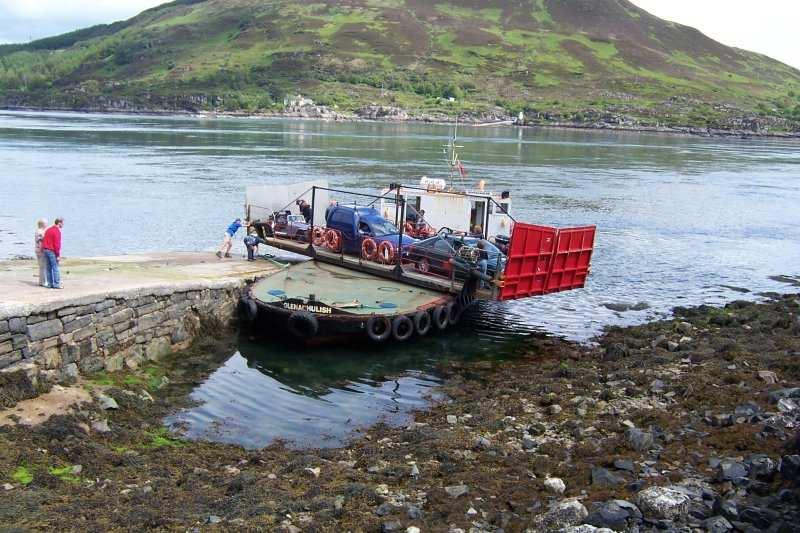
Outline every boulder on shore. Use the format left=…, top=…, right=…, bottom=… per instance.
left=636, top=486, right=690, bottom=520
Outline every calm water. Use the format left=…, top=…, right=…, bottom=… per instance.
left=165, top=331, right=517, bottom=449
left=2, top=110, right=799, bottom=447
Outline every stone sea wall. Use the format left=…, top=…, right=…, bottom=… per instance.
left=0, top=284, right=243, bottom=394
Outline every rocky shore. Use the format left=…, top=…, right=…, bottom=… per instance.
left=3, top=104, right=799, bottom=141
left=1, top=292, right=799, bottom=531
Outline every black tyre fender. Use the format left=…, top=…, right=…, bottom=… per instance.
left=366, top=315, right=392, bottom=342
left=446, top=302, right=461, bottom=326
left=433, top=305, right=449, bottom=330
left=239, top=297, right=258, bottom=324
left=457, top=292, right=468, bottom=310
left=392, top=315, right=414, bottom=342
left=413, top=310, right=432, bottom=336
left=287, top=311, right=319, bottom=339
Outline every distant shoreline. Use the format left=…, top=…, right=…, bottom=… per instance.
left=3, top=105, right=799, bottom=141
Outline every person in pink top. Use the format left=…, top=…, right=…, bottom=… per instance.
left=34, top=218, right=48, bottom=287
left=41, top=218, right=64, bottom=289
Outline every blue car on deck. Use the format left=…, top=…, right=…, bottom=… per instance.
left=325, top=206, right=417, bottom=255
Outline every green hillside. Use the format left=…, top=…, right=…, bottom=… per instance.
left=1, top=0, right=799, bottom=131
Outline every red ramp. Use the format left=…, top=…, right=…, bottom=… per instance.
left=499, top=223, right=596, bottom=301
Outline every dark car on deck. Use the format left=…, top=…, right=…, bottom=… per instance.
left=273, top=212, right=310, bottom=242
left=405, top=233, right=506, bottom=280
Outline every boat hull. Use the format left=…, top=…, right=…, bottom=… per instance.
left=240, top=261, right=462, bottom=344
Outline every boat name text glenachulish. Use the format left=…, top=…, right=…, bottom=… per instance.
left=282, top=302, right=333, bottom=314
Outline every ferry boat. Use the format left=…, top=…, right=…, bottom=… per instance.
left=239, top=131, right=596, bottom=344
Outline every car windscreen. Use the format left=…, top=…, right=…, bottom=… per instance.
left=368, top=219, right=400, bottom=237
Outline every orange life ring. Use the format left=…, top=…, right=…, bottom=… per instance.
left=361, top=237, right=378, bottom=260
left=377, top=241, right=396, bottom=264
left=325, top=229, right=342, bottom=252
left=312, top=227, right=326, bottom=246
left=404, top=221, right=415, bottom=236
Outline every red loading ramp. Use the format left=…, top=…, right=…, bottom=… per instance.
left=499, top=223, right=596, bottom=301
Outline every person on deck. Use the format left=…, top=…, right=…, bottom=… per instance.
left=405, top=206, right=419, bottom=224
left=41, top=218, right=64, bottom=289
left=34, top=218, right=48, bottom=287
left=476, top=239, right=490, bottom=288
left=298, top=200, right=313, bottom=224
left=217, top=218, right=242, bottom=259
left=415, top=209, right=427, bottom=231
left=325, top=200, right=338, bottom=223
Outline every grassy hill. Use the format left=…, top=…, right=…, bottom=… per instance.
left=1, top=0, right=800, bottom=131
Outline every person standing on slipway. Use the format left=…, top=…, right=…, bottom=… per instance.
left=34, top=218, right=48, bottom=287
left=41, top=218, right=64, bottom=289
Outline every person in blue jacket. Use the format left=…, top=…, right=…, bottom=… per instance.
left=216, top=218, right=242, bottom=258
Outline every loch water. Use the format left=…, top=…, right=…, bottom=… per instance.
left=2, top=110, right=799, bottom=447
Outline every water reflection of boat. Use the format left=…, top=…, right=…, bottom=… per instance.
left=237, top=338, right=440, bottom=399
left=236, top=326, right=526, bottom=398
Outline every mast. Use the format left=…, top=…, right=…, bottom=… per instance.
left=444, top=116, right=464, bottom=190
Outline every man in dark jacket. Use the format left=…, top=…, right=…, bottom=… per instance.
left=298, top=200, right=313, bottom=223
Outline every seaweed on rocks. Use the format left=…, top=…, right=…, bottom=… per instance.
left=0, top=292, right=799, bottom=530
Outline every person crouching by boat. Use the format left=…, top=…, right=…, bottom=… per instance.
left=216, top=218, right=242, bottom=259
left=34, top=218, right=48, bottom=287
left=42, top=218, right=64, bottom=289
left=244, top=229, right=261, bottom=261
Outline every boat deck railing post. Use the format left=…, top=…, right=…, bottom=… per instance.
left=308, top=186, right=317, bottom=256
left=483, top=194, right=490, bottom=240
left=394, top=193, right=406, bottom=278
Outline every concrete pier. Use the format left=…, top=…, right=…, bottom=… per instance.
left=0, top=253, right=280, bottom=395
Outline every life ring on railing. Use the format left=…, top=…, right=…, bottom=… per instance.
left=377, top=241, right=396, bottom=264
left=312, top=227, right=326, bottom=246
left=366, top=315, right=392, bottom=342
left=393, top=315, right=414, bottom=341
left=287, top=311, right=319, bottom=339
left=238, top=297, right=258, bottom=324
left=433, top=305, right=449, bottom=330
left=413, top=310, right=432, bottom=336
left=325, top=229, right=342, bottom=252
left=361, top=238, right=378, bottom=261
left=446, top=302, right=460, bottom=326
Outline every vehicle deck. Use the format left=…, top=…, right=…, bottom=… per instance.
left=251, top=261, right=449, bottom=316
left=259, top=236, right=496, bottom=299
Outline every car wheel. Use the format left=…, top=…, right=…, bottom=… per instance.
left=417, top=258, right=430, bottom=273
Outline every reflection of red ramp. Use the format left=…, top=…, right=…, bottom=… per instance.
left=499, top=223, right=596, bottom=301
